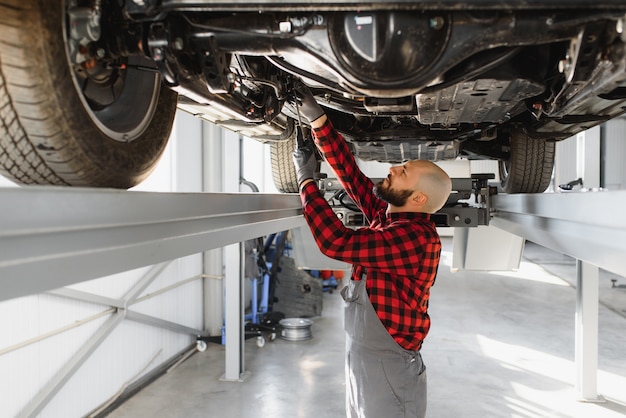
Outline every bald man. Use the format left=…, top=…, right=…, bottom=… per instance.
left=292, top=85, right=452, bottom=418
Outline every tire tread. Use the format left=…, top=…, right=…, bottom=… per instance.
left=270, top=135, right=299, bottom=193
left=501, top=130, right=555, bottom=193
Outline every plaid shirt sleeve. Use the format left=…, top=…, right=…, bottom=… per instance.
left=311, top=119, right=387, bottom=221
left=299, top=119, right=442, bottom=351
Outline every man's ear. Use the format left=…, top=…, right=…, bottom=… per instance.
left=411, top=191, right=428, bottom=208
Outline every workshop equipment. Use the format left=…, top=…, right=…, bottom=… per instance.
left=320, top=174, right=496, bottom=229
left=279, top=318, right=314, bottom=341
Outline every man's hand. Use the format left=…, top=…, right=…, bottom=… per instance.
left=292, top=138, right=317, bottom=187
left=293, top=82, right=324, bottom=123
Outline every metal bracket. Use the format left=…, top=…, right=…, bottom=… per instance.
left=434, top=174, right=495, bottom=227
left=319, top=173, right=496, bottom=228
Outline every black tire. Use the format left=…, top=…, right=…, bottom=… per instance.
left=270, top=131, right=299, bottom=193
left=0, top=0, right=177, bottom=188
left=499, top=129, right=555, bottom=194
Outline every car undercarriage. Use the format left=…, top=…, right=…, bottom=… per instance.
left=2, top=1, right=626, bottom=193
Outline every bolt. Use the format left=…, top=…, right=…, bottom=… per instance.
left=619, top=18, right=626, bottom=42
left=81, top=58, right=97, bottom=70
left=172, top=37, right=184, bottom=50
left=430, top=16, right=445, bottom=30
left=279, top=21, right=292, bottom=33
left=152, top=47, right=163, bottom=61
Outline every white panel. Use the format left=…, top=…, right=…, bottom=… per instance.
left=132, top=256, right=204, bottom=330
left=1, top=339, right=39, bottom=417
left=46, top=320, right=193, bottom=418
left=555, top=134, right=578, bottom=191
left=1, top=305, right=110, bottom=418
left=603, top=119, right=626, bottom=190
left=224, top=130, right=241, bottom=193
left=452, top=226, right=525, bottom=271
left=0, top=111, right=207, bottom=417
left=131, top=116, right=176, bottom=193
left=439, top=159, right=469, bottom=177
left=556, top=121, right=626, bottom=192
left=0, top=293, right=107, bottom=353
left=261, top=144, right=280, bottom=193
left=0, top=174, right=16, bottom=187
left=291, top=225, right=350, bottom=270
left=68, top=266, right=152, bottom=300
left=172, top=112, right=204, bottom=193
left=579, top=126, right=601, bottom=189
left=241, top=136, right=271, bottom=192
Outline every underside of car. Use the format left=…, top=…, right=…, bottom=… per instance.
left=1, top=0, right=626, bottom=193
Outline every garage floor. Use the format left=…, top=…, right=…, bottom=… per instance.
left=107, top=238, right=626, bottom=418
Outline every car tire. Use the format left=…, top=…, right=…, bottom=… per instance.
left=499, top=129, right=555, bottom=194
left=0, top=0, right=177, bottom=188
left=270, top=132, right=299, bottom=193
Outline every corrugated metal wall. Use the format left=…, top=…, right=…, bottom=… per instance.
left=0, top=112, right=213, bottom=418
left=603, top=118, right=626, bottom=190
left=556, top=118, right=626, bottom=191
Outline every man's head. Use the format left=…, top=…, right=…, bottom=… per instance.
left=373, top=160, right=452, bottom=214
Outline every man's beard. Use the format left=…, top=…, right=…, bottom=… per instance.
left=373, top=179, right=413, bottom=207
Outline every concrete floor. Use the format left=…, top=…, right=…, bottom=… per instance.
left=107, top=238, right=626, bottom=418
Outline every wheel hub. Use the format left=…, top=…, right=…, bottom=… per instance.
left=64, top=0, right=161, bottom=142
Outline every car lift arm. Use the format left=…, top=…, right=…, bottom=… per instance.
left=322, top=173, right=626, bottom=278
left=320, top=174, right=495, bottom=228
left=0, top=186, right=306, bottom=303
left=2, top=183, right=625, bottom=300
left=491, top=190, right=626, bottom=278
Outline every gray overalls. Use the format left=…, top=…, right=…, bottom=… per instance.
left=341, top=275, right=427, bottom=418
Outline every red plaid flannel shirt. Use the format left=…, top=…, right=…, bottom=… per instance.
left=299, top=119, right=442, bottom=351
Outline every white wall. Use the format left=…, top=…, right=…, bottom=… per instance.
left=602, top=118, right=626, bottom=190
left=0, top=111, right=214, bottom=418
left=556, top=119, right=625, bottom=191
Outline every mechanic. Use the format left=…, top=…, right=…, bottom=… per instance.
left=291, top=85, right=452, bottom=418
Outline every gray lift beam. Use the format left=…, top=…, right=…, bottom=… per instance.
left=0, top=186, right=306, bottom=303
left=490, top=189, right=626, bottom=402
left=491, top=190, right=626, bottom=278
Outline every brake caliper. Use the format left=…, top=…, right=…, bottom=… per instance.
left=67, top=0, right=102, bottom=69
